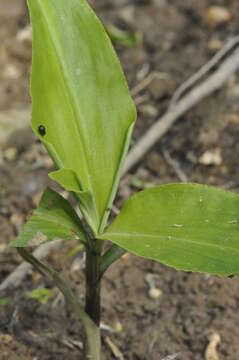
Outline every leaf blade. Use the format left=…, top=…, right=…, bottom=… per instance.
left=27, top=0, right=136, bottom=232
left=100, top=184, right=239, bottom=276
left=11, top=188, right=86, bottom=248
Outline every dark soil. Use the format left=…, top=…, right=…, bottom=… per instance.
left=1, top=0, right=239, bottom=359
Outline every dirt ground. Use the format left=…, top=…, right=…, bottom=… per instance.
left=1, top=0, right=239, bottom=359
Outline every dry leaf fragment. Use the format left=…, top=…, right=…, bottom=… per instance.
left=105, top=336, right=124, bottom=360
left=205, top=332, right=221, bottom=360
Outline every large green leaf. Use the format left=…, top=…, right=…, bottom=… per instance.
left=11, top=188, right=86, bottom=247
left=100, top=184, right=239, bottom=276
left=27, top=0, right=136, bottom=235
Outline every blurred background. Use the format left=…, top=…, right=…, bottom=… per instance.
left=1, top=0, right=239, bottom=359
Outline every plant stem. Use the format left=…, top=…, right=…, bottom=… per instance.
left=85, top=240, right=102, bottom=325
left=17, top=248, right=101, bottom=359
left=84, top=239, right=103, bottom=359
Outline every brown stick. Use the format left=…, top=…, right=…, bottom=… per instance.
left=162, top=149, right=188, bottom=182
left=0, top=240, right=63, bottom=292
left=170, top=35, right=239, bottom=108
left=122, top=47, right=239, bottom=176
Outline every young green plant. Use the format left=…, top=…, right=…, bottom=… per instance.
left=12, top=0, right=239, bottom=359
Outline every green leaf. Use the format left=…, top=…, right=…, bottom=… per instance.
left=29, top=288, right=53, bottom=304
left=100, top=183, right=239, bottom=276
left=11, top=188, right=86, bottom=248
left=27, top=0, right=136, bottom=234
left=106, top=24, right=142, bottom=48
left=49, top=168, right=99, bottom=233
left=67, top=244, right=84, bottom=258
left=0, top=298, right=9, bottom=306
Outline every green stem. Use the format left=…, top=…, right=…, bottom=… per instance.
left=84, top=239, right=103, bottom=359
left=17, top=248, right=101, bottom=359
left=85, top=240, right=102, bottom=326
left=100, top=244, right=126, bottom=278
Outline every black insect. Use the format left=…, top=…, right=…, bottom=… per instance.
left=38, top=125, right=46, bottom=136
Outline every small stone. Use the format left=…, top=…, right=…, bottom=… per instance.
left=199, top=148, right=222, bottom=166
left=114, top=321, right=123, bottom=333
left=3, top=64, right=21, bottom=80
left=205, top=6, right=232, bottom=30
left=208, top=37, right=223, bottom=51
left=16, top=25, right=32, bottom=45
left=148, top=287, right=162, bottom=299
left=4, top=147, right=17, bottom=161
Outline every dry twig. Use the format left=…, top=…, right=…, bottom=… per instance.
left=105, top=336, right=124, bottom=360
left=122, top=45, right=239, bottom=176
left=0, top=240, right=63, bottom=292
left=131, top=72, right=157, bottom=97
left=205, top=332, right=221, bottom=360
left=162, top=149, right=188, bottom=182
left=170, top=35, right=239, bottom=108
left=131, top=71, right=169, bottom=97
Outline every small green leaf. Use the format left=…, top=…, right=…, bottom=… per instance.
left=27, top=0, right=136, bottom=234
left=0, top=298, right=8, bottom=306
left=49, top=169, right=99, bottom=234
left=100, top=183, right=239, bottom=276
left=106, top=24, right=142, bottom=48
left=131, top=177, right=143, bottom=189
left=29, top=288, right=53, bottom=304
left=67, top=244, right=84, bottom=258
left=11, top=188, right=86, bottom=248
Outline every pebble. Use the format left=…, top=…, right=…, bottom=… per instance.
left=3, top=64, right=20, bottom=80
left=199, top=148, right=222, bottom=166
left=148, top=287, right=162, bottom=299
left=16, top=25, right=32, bottom=45
left=207, top=38, right=223, bottom=51
left=114, top=321, right=123, bottom=333
left=4, top=147, right=17, bottom=161
left=205, top=6, right=232, bottom=30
